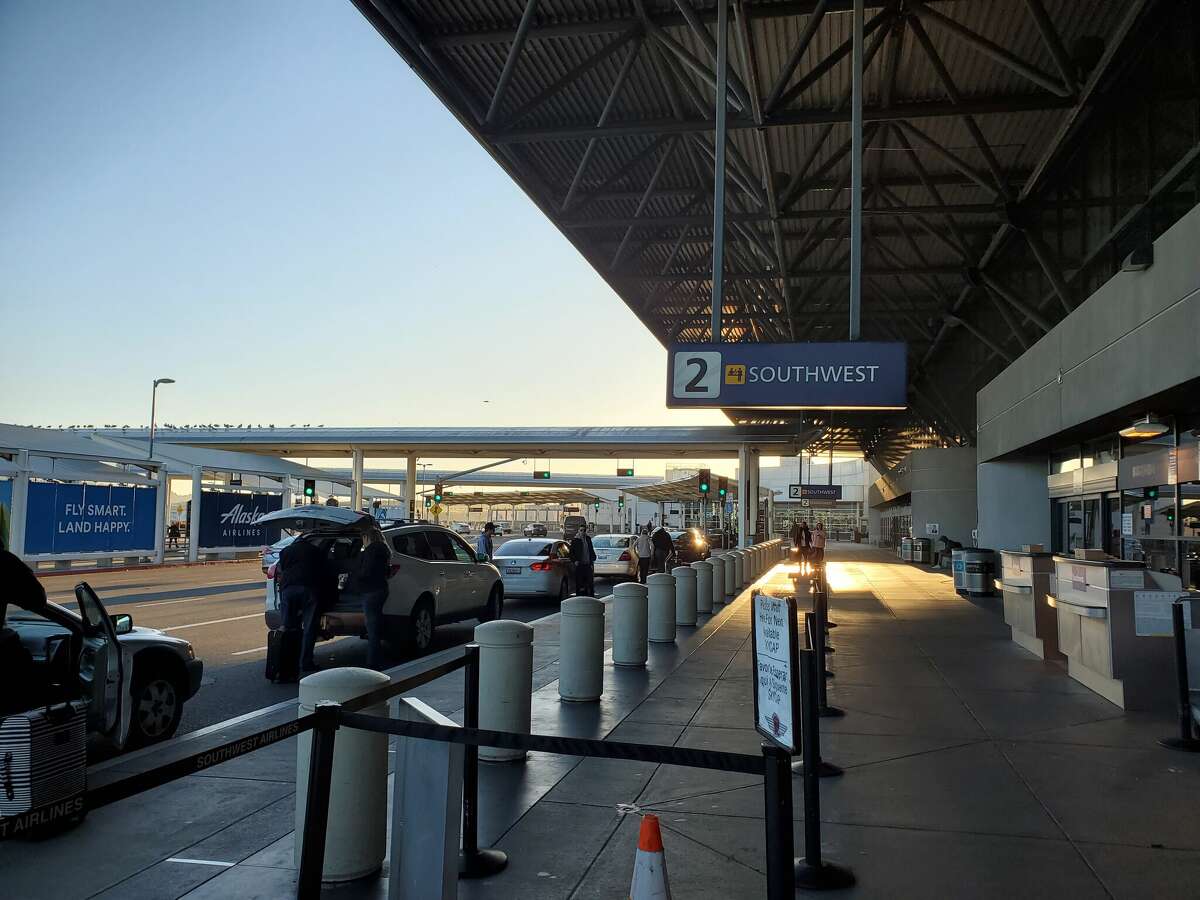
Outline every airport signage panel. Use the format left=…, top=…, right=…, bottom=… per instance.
left=788, top=484, right=842, bottom=501
left=667, top=342, right=907, bottom=409
left=24, top=483, right=158, bottom=555
left=751, top=592, right=800, bottom=752
left=198, top=491, right=283, bottom=548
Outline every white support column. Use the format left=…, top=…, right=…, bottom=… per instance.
left=737, top=444, right=751, bottom=548
left=406, top=456, right=418, bottom=520
left=351, top=448, right=364, bottom=513
left=281, top=476, right=293, bottom=510
left=188, top=466, right=201, bottom=563
left=9, top=450, right=30, bottom=557
left=766, top=490, right=775, bottom=540
left=153, top=466, right=167, bottom=565
left=747, top=450, right=760, bottom=543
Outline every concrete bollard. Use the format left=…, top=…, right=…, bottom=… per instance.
left=672, top=565, right=697, bottom=626
left=692, top=560, right=713, bottom=614
left=750, top=545, right=760, bottom=577
left=612, top=582, right=649, bottom=667
left=733, top=550, right=747, bottom=588
left=559, top=596, right=605, bottom=702
left=710, top=554, right=726, bottom=607
left=646, top=572, right=677, bottom=643
left=296, top=667, right=391, bottom=880
left=722, top=552, right=737, bottom=601
left=475, top=619, right=534, bottom=762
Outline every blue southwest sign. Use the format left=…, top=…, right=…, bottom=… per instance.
left=666, top=342, right=907, bottom=410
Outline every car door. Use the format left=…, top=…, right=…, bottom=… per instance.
left=553, top=541, right=575, bottom=590
left=424, top=530, right=473, bottom=616
left=74, top=583, right=125, bottom=741
left=448, top=532, right=486, bottom=610
left=386, top=530, right=436, bottom=616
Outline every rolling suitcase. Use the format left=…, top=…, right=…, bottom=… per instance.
left=265, top=628, right=301, bottom=683
left=0, top=700, right=88, bottom=833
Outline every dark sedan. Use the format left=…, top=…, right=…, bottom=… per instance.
left=671, top=528, right=710, bottom=565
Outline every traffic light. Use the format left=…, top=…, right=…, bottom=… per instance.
left=433, top=483, right=444, bottom=503
left=1147, top=486, right=1159, bottom=500
left=618, top=495, right=625, bottom=509
left=534, top=470, right=551, bottom=480
left=717, top=477, right=728, bottom=498
left=424, top=497, right=432, bottom=509
left=303, top=479, right=316, bottom=499
left=617, top=467, right=634, bottom=477
left=594, top=501, right=601, bottom=512
left=698, top=468, right=711, bottom=495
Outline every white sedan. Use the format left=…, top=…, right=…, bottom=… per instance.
left=592, top=534, right=639, bottom=581
left=492, top=539, right=575, bottom=600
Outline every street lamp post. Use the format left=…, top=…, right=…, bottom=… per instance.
left=148, top=378, right=175, bottom=459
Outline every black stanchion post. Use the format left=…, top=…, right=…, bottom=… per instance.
left=815, top=593, right=844, bottom=719
left=795, top=648, right=856, bottom=891
left=459, top=644, right=510, bottom=878
left=296, top=701, right=340, bottom=900
left=1160, top=601, right=1200, bottom=752
left=792, top=613, right=842, bottom=779
left=762, top=743, right=797, bottom=900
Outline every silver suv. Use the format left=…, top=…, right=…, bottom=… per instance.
left=259, top=508, right=504, bottom=654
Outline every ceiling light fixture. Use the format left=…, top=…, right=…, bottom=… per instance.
left=1119, top=414, right=1170, bottom=440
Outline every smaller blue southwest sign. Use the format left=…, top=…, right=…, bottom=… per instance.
left=667, top=342, right=906, bottom=410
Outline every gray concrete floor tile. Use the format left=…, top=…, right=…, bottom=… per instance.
left=933, top=655, right=1092, bottom=695
left=821, top=683, right=988, bottom=738
left=623, top=695, right=705, bottom=726
left=956, top=686, right=1124, bottom=738
left=820, top=741, right=1063, bottom=838
left=542, top=756, right=659, bottom=807
left=825, top=659, right=947, bottom=688
left=635, top=762, right=762, bottom=812
left=1002, top=740, right=1200, bottom=848
left=182, top=794, right=296, bottom=863
left=90, top=859, right=225, bottom=900
left=1079, top=841, right=1200, bottom=899
left=604, top=721, right=686, bottom=745
left=648, top=675, right=718, bottom=701
left=1009, top=711, right=1177, bottom=749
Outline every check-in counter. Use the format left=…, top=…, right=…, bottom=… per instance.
left=1049, top=556, right=1178, bottom=710
left=1000, top=550, right=1060, bottom=660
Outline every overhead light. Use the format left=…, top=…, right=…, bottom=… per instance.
left=1119, top=414, right=1170, bottom=440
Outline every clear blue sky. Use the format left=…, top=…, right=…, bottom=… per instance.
left=1, top=1, right=726, bottom=451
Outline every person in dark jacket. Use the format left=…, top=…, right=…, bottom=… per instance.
left=346, top=527, right=392, bottom=669
left=570, top=523, right=597, bottom=596
left=278, top=535, right=325, bottom=674
left=650, top=525, right=674, bottom=574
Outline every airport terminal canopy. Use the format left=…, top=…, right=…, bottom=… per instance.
left=437, top=488, right=602, bottom=506
left=354, top=0, right=1200, bottom=467
left=623, top=471, right=751, bottom=502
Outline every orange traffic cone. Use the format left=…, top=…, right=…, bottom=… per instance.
left=629, top=814, right=671, bottom=899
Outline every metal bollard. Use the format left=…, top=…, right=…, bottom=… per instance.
left=475, top=619, right=534, bottom=762
left=810, top=602, right=844, bottom=719
left=559, top=596, right=605, bottom=701
left=295, top=668, right=391, bottom=880
left=723, top=551, right=737, bottom=601
left=710, top=554, right=726, bottom=607
left=1160, top=600, right=1200, bottom=752
left=692, top=559, right=714, bottom=614
left=762, top=742, right=796, bottom=900
left=612, top=582, right=649, bottom=668
left=297, top=702, right=340, bottom=900
left=672, top=565, right=698, bottom=626
left=459, top=645, right=509, bottom=878
left=794, top=647, right=856, bottom=890
left=646, top=572, right=677, bottom=643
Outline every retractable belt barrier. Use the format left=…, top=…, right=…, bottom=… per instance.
left=1161, top=597, right=1200, bottom=753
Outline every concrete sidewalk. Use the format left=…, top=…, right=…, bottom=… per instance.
left=6, top=545, right=1199, bottom=898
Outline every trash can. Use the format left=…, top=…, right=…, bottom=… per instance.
left=913, top=538, right=932, bottom=565
left=952, top=548, right=967, bottom=594
left=900, top=537, right=914, bottom=562
left=961, top=548, right=998, bottom=597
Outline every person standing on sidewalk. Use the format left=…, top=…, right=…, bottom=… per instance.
left=278, top=535, right=323, bottom=675
left=476, top=521, right=496, bottom=559
left=811, top=521, right=826, bottom=566
left=634, top=526, right=653, bottom=584
left=345, top=527, right=392, bottom=669
left=651, top=524, right=673, bottom=574
left=571, top=522, right=597, bottom=596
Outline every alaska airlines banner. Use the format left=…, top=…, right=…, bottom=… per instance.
left=667, top=342, right=907, bottom=410
left=198, top=491, right=282, bottom=548
left=24, top=483, right=158, bottom=555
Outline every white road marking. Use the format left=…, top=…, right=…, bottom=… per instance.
left=162, top=613, right=262, bottom=632
left=135, top=591, right=259, bottom=609
left=231, top=645, right=268, bottom=656
left=165, top=858, right=235, bottom=867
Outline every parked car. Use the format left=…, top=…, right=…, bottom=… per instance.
left=258, top=507, right=503, bottom=654
left=563, top=515, right=588, bottom=539
left=492, top=539, right=574, bottom=600
left=453, top=522, right=472, bottom=535
left=4, top=582, right=204, bottom=750
left=592, top=534, right=639, bottom=580
left=671, top=528, right=710, bottom=565
left=523, top=522, right=548, bottom=538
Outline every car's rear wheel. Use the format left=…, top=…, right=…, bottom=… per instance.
left=129, top=670, right=184, bottom=747
left=406, top=599, right=435, bottom=654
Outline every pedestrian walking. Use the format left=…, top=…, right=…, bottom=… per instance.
left=476, top=521, right=496, bottom=559
left=167, top=521, right=180, bottom=549
left=345, top=527, right=392, bottom=669
left=651, top=524, right=673, bottom=574
left=634, top=526, right=653, bottom=584
left=571, top=523, right=597, bottom=596
left=812, top=521, right=826, bottom=565
left=277, top=534, right=324, bottom=676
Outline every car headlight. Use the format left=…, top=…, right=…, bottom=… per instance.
left=185, top=644, right=196, bottom=660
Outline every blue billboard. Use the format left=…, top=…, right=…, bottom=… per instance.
left=667, top=342, right=907, bottom=410
left=24, top=483, right=158, bottom=555
left=197, top=491, right=282, bottom=548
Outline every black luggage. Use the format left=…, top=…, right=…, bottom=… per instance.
left=265, top=628, right=300, bottom=683
left=0, top=700, right=88, bottom=834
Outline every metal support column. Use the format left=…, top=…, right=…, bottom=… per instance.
left=188, top=466, right=201, bottom=563
left=351, top=448, right=364, bottom=513
left=406, top=456, right=418, bottom=520
left=738, top=444, right=751, bottom=548
left=710, top=0, right=729, bottom=343
left=747, top=450, right=760, bottom=544
left=153, top=465, right=166, bottom=565
left=848, top=0, right=864, bottom=340
left=9, top=450, right=30, bottom=558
